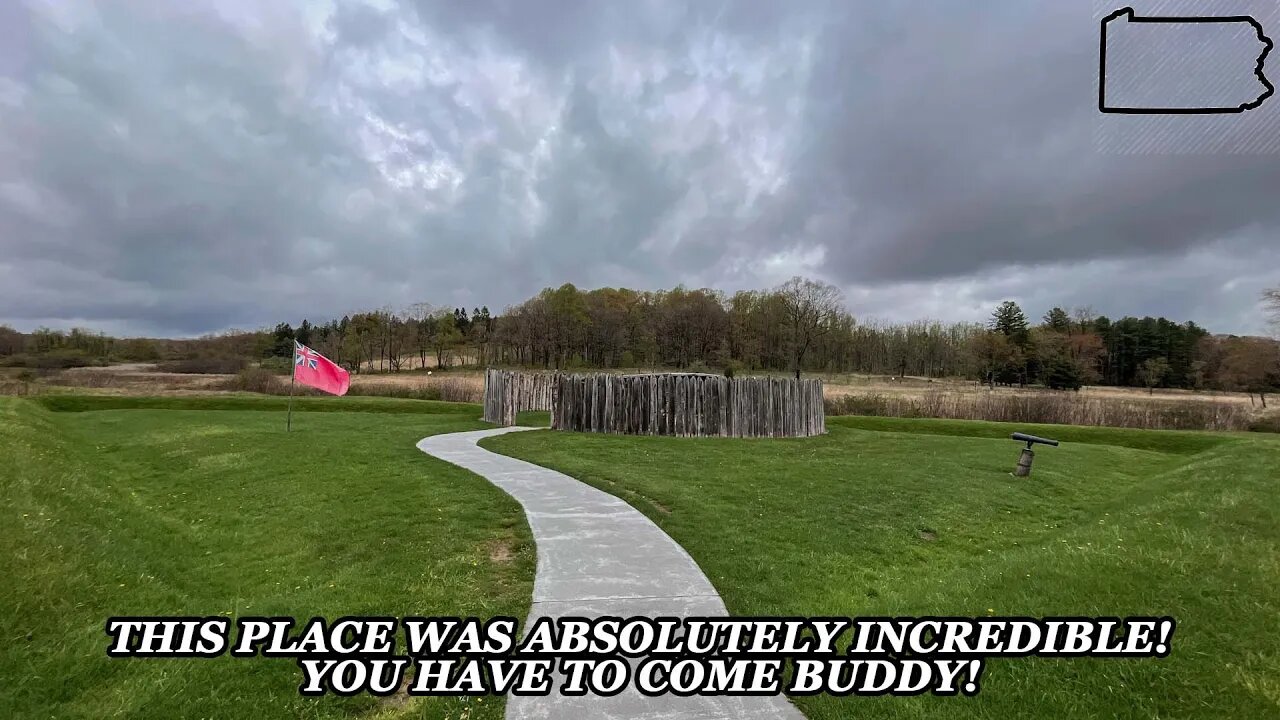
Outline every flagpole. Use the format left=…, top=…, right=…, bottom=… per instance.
left=287, top=340, right=298, bottom=432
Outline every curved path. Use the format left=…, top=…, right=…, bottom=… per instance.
left=418, top=427, right=805, bottom=720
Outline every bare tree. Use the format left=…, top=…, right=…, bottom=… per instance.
left=408, top=303, right=435, bottom=370
left=1219, top=336, right=1280, bottom=408
left=387, top=308, right=413, bottom=372
left=1137, top=357, right=1170, bottom=395
left=777, top=277, right=845, bottom=380
left=1264, top=288, right=1280, bottom=336
left=968, top=330, right=1013, bottom=389
left=0, top=325, right=23, bottom=356
left=1070, top=306, right=1097, bottom=335
left=430, top=309, right=461, bottom=369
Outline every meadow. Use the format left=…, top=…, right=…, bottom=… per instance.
left=484, top=416, right=1280, bottom=719
left=1, top=396, right=532, bottom=720
left=6, top=393, right=1279, bottom=718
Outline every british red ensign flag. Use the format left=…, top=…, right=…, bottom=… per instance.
left=293, top=341, right=350, bottom=396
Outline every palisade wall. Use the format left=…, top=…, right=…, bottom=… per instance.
left=482, top=369, right=557, bottom=426
left=483, top=369, right=824, bottom=437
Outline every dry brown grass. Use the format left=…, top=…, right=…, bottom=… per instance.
left=347, top=374, right=482, bottom=403
left=821, top=373, right=1259, bottom=406
left=49, top=365, right=230, bottom=392
left=42, top=369, right=121, bottom=389
left=349, top=371, right=482, bottom=388
left=826, top=389, right=1259, bottom=432
left=355, top=352, right=480, bottom=373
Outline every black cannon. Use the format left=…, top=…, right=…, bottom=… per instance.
left=1010, top=432, right=1060, bottom=476
left=1012, top=432, right=1060, bottom=448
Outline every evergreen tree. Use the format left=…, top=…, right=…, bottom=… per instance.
left=990, top=301, right=1031, bottom=384
left=454, top=307, right=471, bottom=334
left=295, top=319, right=313, bottom=346
left=990, top=301, right=1030, bottom=347
left=1043, top=354, right=1084, bottom=390
left=1042, top=307, right=1071, bottom=333
left=269, top=323, right=294, bottom=358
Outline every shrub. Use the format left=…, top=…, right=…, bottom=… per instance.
left=723, top=359, right=744, bottom=378
left=16, top=369, right=37, bottom=394
left=112, top=338, right=162, bottom=362
left=258, top=356, right=294, bottom=374
left=0, top=369, right=36, bottom=396
left=216, top=368, right=292, bottom=395
left=1249, top=415, right=1280, bottom=434
left=156, top=356, right=249, bottom=374
left=0, top=351, right=106, bottom=370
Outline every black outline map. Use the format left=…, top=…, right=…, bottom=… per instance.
left=1099, top=7, right=1274, bottom=114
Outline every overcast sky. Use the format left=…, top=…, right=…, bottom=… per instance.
left=2, top=0, right=1278, bottom=338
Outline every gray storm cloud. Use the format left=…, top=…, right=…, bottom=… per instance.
left=0, top=0, right=1277, bottom=337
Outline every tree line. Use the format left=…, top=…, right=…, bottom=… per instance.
left=4, top=278, right=1278, bottom=402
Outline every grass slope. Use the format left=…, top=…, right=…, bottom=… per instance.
left=2, top=396, right=533, bottom=720
left=483, top=416, right=1280, bottom=719
left=34, top=394, right=481, bottom=415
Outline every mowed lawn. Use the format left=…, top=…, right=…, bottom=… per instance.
left=484, top=417, right=1280, bottom=719
left=2, top=396, right=534, bottom=720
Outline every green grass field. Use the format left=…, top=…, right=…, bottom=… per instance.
left=9, top=394, right=1280, bottom=718
left=483, top=417, right=1280, bottom=719
left=2, top=396, right=533, bottom=720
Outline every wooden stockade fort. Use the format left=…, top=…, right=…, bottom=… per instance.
left=483, top=368, right=825, bottom=438
left=482, top=369, right=557, bottom=426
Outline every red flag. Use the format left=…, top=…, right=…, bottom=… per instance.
left=293, top=341, right=350, bottom=396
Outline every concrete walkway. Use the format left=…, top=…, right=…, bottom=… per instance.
left=417, top=427, right=805, bottom=720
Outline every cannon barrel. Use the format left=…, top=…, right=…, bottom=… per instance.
left=1011, top=432, right=1060, bottom=447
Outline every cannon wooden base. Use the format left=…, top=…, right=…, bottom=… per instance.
left=1014, top=447, right=1035, bottom=476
